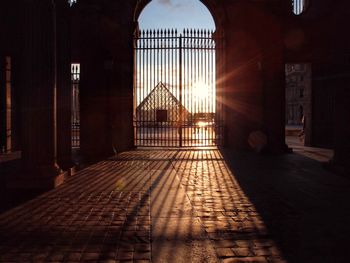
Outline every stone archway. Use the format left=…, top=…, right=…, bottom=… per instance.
left=132, top=0, right=227, bottom=147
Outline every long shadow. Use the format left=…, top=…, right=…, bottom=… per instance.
left=220, top=148, right=350, bottom=263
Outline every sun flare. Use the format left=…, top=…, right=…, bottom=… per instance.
left=192, top=81, right=210, bottom=100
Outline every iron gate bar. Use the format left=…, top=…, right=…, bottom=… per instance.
left=179, top=35, right=183, bottom=147
left=134, top=29, right=223, bottom=147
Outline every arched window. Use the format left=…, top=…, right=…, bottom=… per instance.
left=293, top=0, right=308, bottom=15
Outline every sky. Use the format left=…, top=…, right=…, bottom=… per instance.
left=138, top=0, right=215, bottom=31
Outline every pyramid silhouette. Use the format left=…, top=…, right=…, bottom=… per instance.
left=136, top=82, right=189, bottom=123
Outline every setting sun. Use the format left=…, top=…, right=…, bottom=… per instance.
left=192, top=81, right=210, bottom=100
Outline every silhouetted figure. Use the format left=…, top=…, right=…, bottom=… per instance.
left=299, top=115, right=305, bottom=142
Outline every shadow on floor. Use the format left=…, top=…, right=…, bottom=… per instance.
left=221, top=149, right=350, bottom=263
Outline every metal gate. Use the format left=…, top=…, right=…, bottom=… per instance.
left=133, top=29, right=223, bottom=147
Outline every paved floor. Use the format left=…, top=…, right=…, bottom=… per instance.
left=0, top=148, right=349, bottom=262
left=286, top=136, right=333, bottom=162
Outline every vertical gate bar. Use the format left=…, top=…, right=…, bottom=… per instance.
left=193, top=30, right=196, bottom=146
left=140, top=33, right=143, bottom=146
left=168, top=30, right=172, bottom=146
left=206, top=30, right=213, bottom=145
left=156, top=30, right=159, bottom=146
left=148, top=31, right=151, bottom=146
left=185, top=32, right=188, bottom=146
left=175, top=30, right=178, bottom=146
left=183, top=31, right=186, bottom=146
left=145, top=32, right=148, bottom=145
left=213, top=34, right=216, bottom=145
left=150, top=31, right=153, bottom=146
left=150, top=30, right=153, bottom=146
left=201, top=30, right=205, bottom=145
left=170, top=30, right=174, bottom=146
left=195, top=30, right=198, bottom=145
left=151, top=30, right=154, bottom=146
left=204, top=31, right=208, bottom=145
left=140, top=31, right=143, bottom=146
left=201, top=30, right=203, bottom=145
left=140, top=32, right=144, bottom=146
left=160, top=30, right=163, bottom=147
left=179, top=34, right=183, bottom=147
left=191, top=30, right=194, bottom=147
left=141, top=33, right=144, bottom=146
left=200, top=30, right=204, bottom=116
left=174, top=30, right=176, bottom=147
left=165, top=30, right=168, bottom=146
left=189, top=31, right=192, bottom=146
left=144, top=31, right=147, bottom=146
left=181, top=31, right=184, bottom=147
left=141, top=31, right=144, bottom=146
left=209, top=33, right=213, bottom=145
left=155, top=30, right=158, bottom=146
left=151, top=31, right=155, bottom=146
left=145, top=31, right=149, bottom=145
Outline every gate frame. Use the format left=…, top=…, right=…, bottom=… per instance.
left=132, top=0, right=227, bottom=148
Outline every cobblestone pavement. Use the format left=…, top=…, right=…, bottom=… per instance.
left=2, top=148, right=349, bottom=262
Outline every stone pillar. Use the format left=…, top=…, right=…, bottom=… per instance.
left=78, top=1, right=135, bottom=161
left=0, top=57, right=5, bottom=152
left=17, top=0, right=64, bottom=189
left=106, top=2, right=135, bottom=153
left=108, top=23, right=135, bottom=153
left=327, top=76, right=350, bottom=174
left=56, top=0, right=73, bottom=170
left=262, top=49, right=289, bottom=153
left=78, top=2, right=112, bottom=161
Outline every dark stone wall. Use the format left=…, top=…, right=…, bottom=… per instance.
left=1, top=0, right=348, bottom=176
left=0, top=0, right=72, bottom=188
left=0, top=2, right=24, bottom=152
left=74, top=0, right=288, bottom=154
left=306, top=0, right=350, bottom=170
left=285, top=0, right=350, bottom=153
left=221, top=1, right=286, bottom=152
left=74, top=1, right=136, bottom=160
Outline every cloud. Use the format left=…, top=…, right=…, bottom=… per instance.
left=156, top=0, right=194, bottom=12
left=156, top=0, right=172, bottom=6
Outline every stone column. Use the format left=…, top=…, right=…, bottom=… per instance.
left=327, top=76, right=350, bottom=175
left=56, top=0, right=73, bottom=170
left=109, top=23, right=135, bottom=153
left=18, top=0, right=64, bottom=189
left=78, top=1, right=112, bottom=161
left=262, top=50, right=289, bottom=153
left=0, top=57, right=5, bottom=152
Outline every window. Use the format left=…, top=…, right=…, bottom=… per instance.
left=293, top=0, right=308, bottom=15
left=2, top=56, right=12, bottom=152
left=71, top=63, right=80, bottom=148
left=68, top=0, right=77, bottom=7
